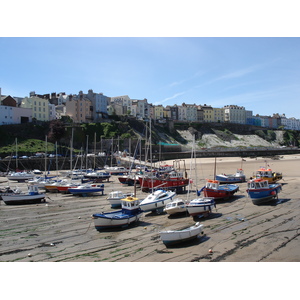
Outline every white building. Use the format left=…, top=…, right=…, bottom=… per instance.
left=224, top=105, right=246, bottom=124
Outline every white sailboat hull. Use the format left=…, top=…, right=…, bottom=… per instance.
left=186, top=198, right=215, bottom=216
left=159, top=223, right=204, bottom=246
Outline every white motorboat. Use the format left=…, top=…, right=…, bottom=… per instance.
left=2, top=185, right=46, bottom=205
left=106, top=190, right=135, bottom=208
left=139, top=189, right=176, bottom=214
left=164, top=198, right=188, bottom=216
left=159, top=222, right=204, bottom=247
left=186, top=197, right=216, bottom=218
left=92, top=196, right=142, bottom=230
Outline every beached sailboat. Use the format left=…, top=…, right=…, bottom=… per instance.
left=246, top=178, right=282, bottom=205
left=1, top=185, right=46, bottom=205
left=7, top=171, right=35, bottom=182
left=186, top=197, right=216, bottom=218
left=92, top=196, right=142, bottom=230
left=83, top=171, right=111, bottom=182
left=159, top=222, right=204, bottom=247
left=68, top=183, right=104, bottom=196
left=139, top=189, right=176, bottom=214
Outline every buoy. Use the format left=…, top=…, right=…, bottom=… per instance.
left=208, top=249, right=213, bottom=254
left=144, top=227, right=147, bottom=230
left=78, top=216, right=81, bottom=219
left=28, top=253, right=32, bottom=257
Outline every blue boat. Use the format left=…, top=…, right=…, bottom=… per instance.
left=92, top=196, right=142, bottom=230
left=68, top=183, right=104, bottom=196
left=215, top=169, right=246, bottom=184
left=246, top=178, right=282, bottom=205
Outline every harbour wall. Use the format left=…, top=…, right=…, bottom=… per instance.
left=0, top=148, right=299, bottom=172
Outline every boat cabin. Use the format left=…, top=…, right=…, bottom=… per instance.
left=28, top=185, right=40, bottom=195
left=205, top=179, right=219, bottom=190
left=121, top=196, right=140, bottom=211
left=247, top=179, right=269, bottom=190
left=255, top=168, right=273, bottom=178
left=108, top=191, right=125, bottom=199
left=235, top=169, right=245, bottom=176
left=165, top=199, right=185, bottom=209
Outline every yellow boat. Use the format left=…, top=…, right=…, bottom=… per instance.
left=254, top=167, right=282, bottom=183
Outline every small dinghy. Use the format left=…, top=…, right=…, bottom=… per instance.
left=159, top=222, right=204, bottom=247
left=92, top=196, right=142, bottom=230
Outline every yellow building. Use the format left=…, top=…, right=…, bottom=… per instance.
left=201, top=104, right=213, bottom=122
left=154, top=104, right=164, bottom=120
left=21, top=95, right=50, bottom=121
left=213, top=107, right=225, bottom=123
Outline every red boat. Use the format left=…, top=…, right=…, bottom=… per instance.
left=118, top=174, right=140, bottom=186
left=139, top=171, right=189, bottom=193
left=202, top=179, right=239, bottom=200
left=56, top=183, right=79, bottom=193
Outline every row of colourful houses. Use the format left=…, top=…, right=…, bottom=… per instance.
left=1, top=88, right=299, bottom=130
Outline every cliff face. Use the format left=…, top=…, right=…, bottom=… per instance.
left=178, top=130, right=284, bottom=150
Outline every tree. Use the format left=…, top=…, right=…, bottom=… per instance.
left=48, top=120, right=65, bottom=142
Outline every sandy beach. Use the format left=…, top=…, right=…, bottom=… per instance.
left=0, top=154, right=299, bottom=262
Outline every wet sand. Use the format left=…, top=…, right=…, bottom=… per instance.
left=0, top=154, right=300, bottom=262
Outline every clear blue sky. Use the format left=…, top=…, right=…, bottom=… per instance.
left=1, top=4, right=300, bottom=119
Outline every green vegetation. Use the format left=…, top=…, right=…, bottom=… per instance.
left=0, top=120, right=299, bottom=158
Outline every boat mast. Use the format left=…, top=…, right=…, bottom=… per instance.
left=55, top=141, right=58, bottom=178
left=44, top=135, right=47, bottom=177
left=93, top=132, right=96, bottom=169
left=85, top=135, right=88, bottom=170
left=214, top=157, right=217, bottom=180
left=70, top=127, right=74, bottom=174
left=15, top=138, right=18, bottom=170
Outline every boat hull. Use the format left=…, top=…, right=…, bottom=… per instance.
left=139, top=190, right=176, bottom=213
left=215, top=175, right=246, bottom=184
left=203, top=185, right=239, bottom=200
left=186, top=198, right=215, bottom=216
left=159, top=223, right=204, bottom=246
left=92, top=210, right=143, bottom=230
left=247, top=184, right=282, bottom=205
left=68, top=187, right=104, bottom=196
left=140, top=177, right=189, bottom=193
left=2, top=194, right=46, bottom=205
